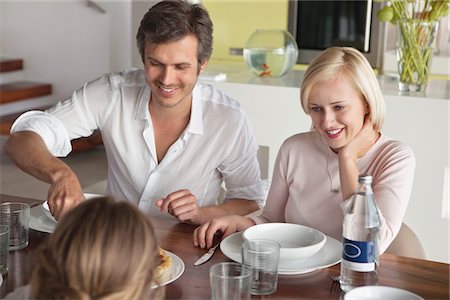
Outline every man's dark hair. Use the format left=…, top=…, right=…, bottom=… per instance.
left=136, top=0, right=213, bottom=64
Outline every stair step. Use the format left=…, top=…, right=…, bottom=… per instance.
left=0, top=107, right=49, bottom=135
left=0, top=59, right=23, bottom=73
left=0, top=116, right=15, bottom=135
left=0, top=81, right=52, bottom=104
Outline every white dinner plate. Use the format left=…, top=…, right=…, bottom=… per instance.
left=220, top=231, right=342, bottom=275
left=344, top=286, right=424, bottom=300
left=151, top=251, right=185, bottom=289
left=30, top=193, right=103, bottom=233
left=30, top=204, right=57, bottom=233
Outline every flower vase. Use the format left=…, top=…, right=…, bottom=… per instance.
left=396, top=20, right=439, bottom=92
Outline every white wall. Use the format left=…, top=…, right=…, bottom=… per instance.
left=103, top=0, right=133, bottom=73
left=383, top=95, right=449, bottom=264
left=131, top=0, right=159, bottom=68
left=0, top=0, right=134, bottom=115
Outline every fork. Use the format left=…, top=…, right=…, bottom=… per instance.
left=330, top=275, right=340, bottom=282
left=329, top=275, right=342, bottom=298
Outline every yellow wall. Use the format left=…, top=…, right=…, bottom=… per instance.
left=203, top=0, right=289, bottom=64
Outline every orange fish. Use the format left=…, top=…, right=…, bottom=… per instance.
left=260, top=63, right=272, bottom=76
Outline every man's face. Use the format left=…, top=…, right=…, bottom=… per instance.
left=144, top=34, right=207, bottom=110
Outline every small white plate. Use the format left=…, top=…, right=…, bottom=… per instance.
left=42, top=193, right=103, bottom=221
left=151, top=250, right=185, bottom=288
left=30, top=205, right=57, bottom=233
left=30, top=193, right=103, bottom=233
left=220, top=231, right=342, bottom=275
left=42, top=201, right=56, bottom=223
left=344, top=286, right=424, bottom=300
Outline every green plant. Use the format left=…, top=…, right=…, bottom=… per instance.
left=376, top=0, right=449, bottom=91
left=377, top=0, right=449, bottom=24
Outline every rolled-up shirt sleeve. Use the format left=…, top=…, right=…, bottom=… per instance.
left=10, top=73, right=115, bottom=158
left=10, top=111, right=72, bottom=157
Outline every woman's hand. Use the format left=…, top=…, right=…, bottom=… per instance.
left=340, top=116, right=379, bottom=160
left=193, top=215, right=254, bottom=249
left=338, top=116, right=380, bottom=199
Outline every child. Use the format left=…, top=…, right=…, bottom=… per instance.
left=5, top=196, right=164, bottom=299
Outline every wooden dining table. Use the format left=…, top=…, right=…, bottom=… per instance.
left=1, top=193, right=449, bottom=299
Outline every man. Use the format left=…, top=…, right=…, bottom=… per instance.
left=3, top=0, right=267, bottom=225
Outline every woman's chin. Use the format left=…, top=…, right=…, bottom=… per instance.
left=325, top=140, right=343, bottom=153
left=329, top=146, right=340, bottom=154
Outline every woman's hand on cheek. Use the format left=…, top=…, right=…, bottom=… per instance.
left=342, top=116, right=379, bottom=160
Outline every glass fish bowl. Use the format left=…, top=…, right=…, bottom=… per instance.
left=244, top=29, right=299, bottom=77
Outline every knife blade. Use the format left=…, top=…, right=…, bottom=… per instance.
left=194, top=243, right=220, bottom=266
left=30, top=201, right=44, bottom=208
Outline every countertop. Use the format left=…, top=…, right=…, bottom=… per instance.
left=203, top=63, right=450, bottom=101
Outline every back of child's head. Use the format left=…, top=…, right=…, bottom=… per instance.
left=31, top=196, right=162, bottom=300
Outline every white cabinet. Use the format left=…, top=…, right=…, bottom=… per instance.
left=202, top=64, right=450, bottom=264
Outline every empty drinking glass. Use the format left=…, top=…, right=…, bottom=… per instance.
left=210, top=262, right=253, bottom=300
left=0, top=202, right=30, bottom=250
left=241, top=239, right=280, bottom=295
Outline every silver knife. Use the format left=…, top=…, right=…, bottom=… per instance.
left=194, top=243, right=220, bottom=266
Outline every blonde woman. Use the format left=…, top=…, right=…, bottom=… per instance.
left=5, top=197, right=164, bottom=299
left=194, top=46, right=415, bottom=254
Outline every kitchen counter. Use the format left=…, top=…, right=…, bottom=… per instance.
left=204, top=63, right=450, bottom=101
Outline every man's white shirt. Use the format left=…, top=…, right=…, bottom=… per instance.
left=11, top=69, right=268, bottom=215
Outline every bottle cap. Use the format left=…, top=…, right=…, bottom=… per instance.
left=358, top=174, right=373, bottom=184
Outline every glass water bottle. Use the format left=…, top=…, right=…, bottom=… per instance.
left=340, top=174, right=381, bottom=292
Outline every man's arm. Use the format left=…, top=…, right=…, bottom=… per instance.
left=198, top=198, right=259, bottom=223
left=156, top=190, right=259, bottom=225
left=3, top=131, right=84, bottom=220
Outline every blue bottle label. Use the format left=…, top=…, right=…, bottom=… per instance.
left=342, top=238, right=376, bottom=272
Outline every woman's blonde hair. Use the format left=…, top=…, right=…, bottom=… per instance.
left=31, top=196, right=163, bottom=300
left=300, top=46, right=385, bottom=131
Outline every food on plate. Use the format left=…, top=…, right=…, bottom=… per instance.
left=155, top=247, right=172, bottom=281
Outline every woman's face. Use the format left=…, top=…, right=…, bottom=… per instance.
left=307, top=77, right=368, bottom=152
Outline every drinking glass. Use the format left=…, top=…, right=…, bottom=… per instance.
left=0, top=225, right=9, bottom=275
left=0, top=202, right=30, bottom=250
left=210, top=262, right=252, bottom=300
left=241, top=239, right=280, bottom=295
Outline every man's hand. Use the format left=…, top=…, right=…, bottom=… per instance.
left=47, top=171, right=85, bottom=221
left=3, top=131, right=86, bottom=221
left=156, top=189, right=203, bottom=225
left=156, top=189, right=260, bottom=226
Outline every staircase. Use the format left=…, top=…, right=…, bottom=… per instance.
left=0, top=58, right=102, bottom=152
left=0, top=81, right=52, bottom=105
